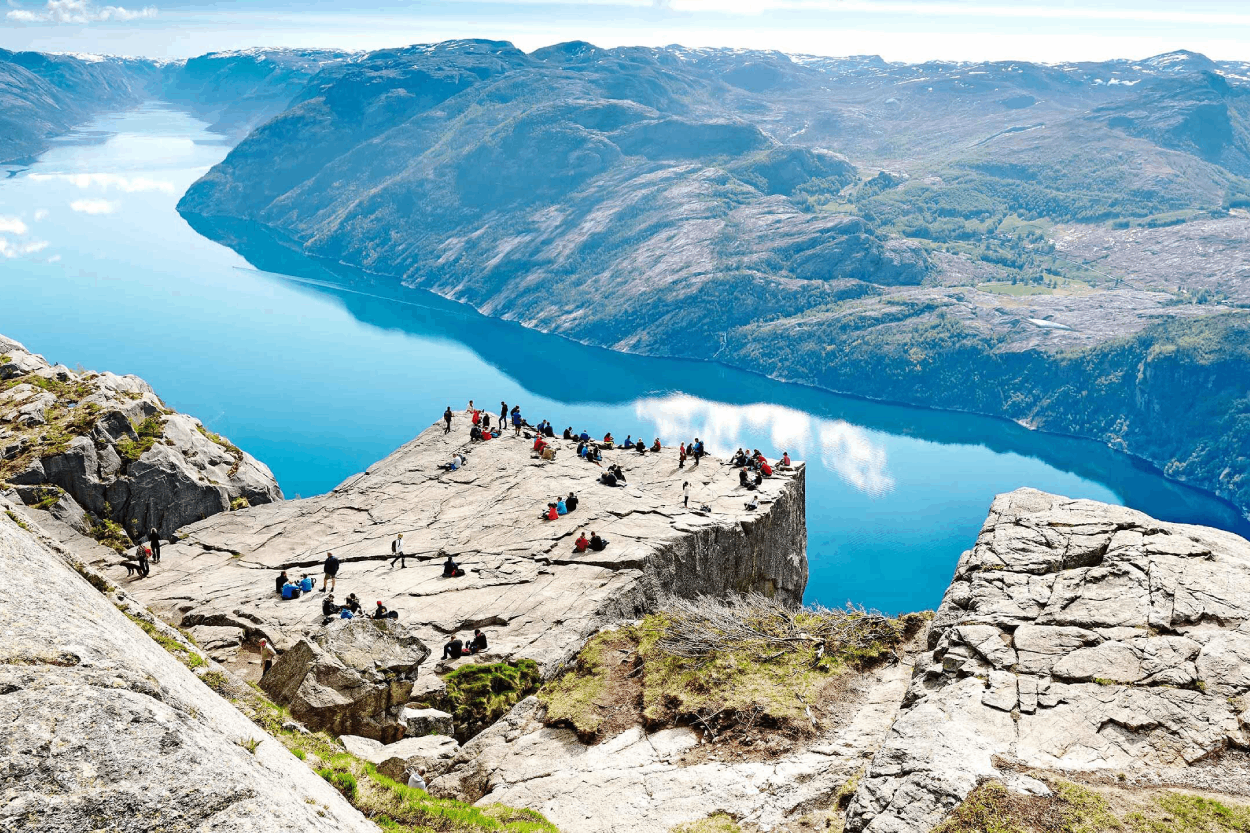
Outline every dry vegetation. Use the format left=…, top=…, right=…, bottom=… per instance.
left=539, top=593, right=929, bottom=751
left=936, top=777, right=1250, bottom=833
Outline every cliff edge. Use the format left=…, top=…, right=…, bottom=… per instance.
left=117, top=415, right=807, bottom=677
left=846, top=488, right=1250, bottom=833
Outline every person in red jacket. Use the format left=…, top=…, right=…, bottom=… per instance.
left=574, top=532, right=589, bottom=552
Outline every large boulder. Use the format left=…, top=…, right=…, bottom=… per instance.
left=403, top=707, right=454, bottom=738
left=0, top=497, right=375, bottom=832
left=845, top=489, right=1250, bottom=833
left=341, top=734, right=461, bottom=781
left=261, top=617, right=431, bottom=742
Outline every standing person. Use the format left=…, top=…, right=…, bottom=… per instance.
left=135, top=545, right=151, bottom=578
left=500, top=401, right=508, bottom=429
left=390, top=533, right=406, bottom=569
left=511, top=405, right=522, bottom=436
left=443, top=406, right=453, bottom=433
left=682, top=481, right=690, bottom=508
left=259, top=638, right=277, bottom=676
left=147, top=527, right=161, bottom=564
left=679, top=442, right=686, bottom=468
left=693, top=438, right=704, bottom=466
left=323, top=551, right=340, bottom=592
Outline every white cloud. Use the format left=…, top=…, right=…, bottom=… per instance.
left=633, top=393, right=895, bottom=497
left=6, top=0, right=157, bottom=24
left=0, top=237, right=51, bottom=258
left=33, top=209, right=49, bottom=221
left=0, top=216, right=28, bottom=235
left=31, top=172, right=176, bottom=193
left=47, top=254, right=62, bottom=263
left=70, top=198, right=117, bottom=214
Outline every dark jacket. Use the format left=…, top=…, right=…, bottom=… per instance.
left=324, top=555, right=340, bottom=577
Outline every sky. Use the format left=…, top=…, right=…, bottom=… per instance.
left=4, top=0, right=1250, bottom=63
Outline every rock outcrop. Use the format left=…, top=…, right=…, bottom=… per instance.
left=845, top=489, right=1250, bottom=833
left=118, top=415, right=806, bottom=678
left=428, top=653, right=913, bottom=833
left=1, top=334, right=281, bottom=540
left=261, top=617, right=431, bottom=742
left=0, top=497, right=375, bottom=832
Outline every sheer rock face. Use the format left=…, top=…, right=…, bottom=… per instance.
left=845, top=489, right=1250, bottom=833
left=118, top=416, right=807, bottom=675
left=0, top=334, right=281, bottom=538
left=261, top=617, right=431, bottom=742
left=0, top=498, right=374, bottom=833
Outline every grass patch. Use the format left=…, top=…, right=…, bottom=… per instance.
left=936, top=777, right=1250, bottom=833
left=231, top=496, right=250, bottom=511
left=123, top=611, right=206, bottom=670
left=4, top=509, right=30, bottom=531
left=238, top=736, right=262, bottom=755
left=89, top=517, right=132, bottom=553
left=444, top=660, right=542, bottom=740
left=541, top=594, right=928, bottom=743
left=196, top=424, right=245, bottom=477
left=116, top=416, right=165, bottom=463
left=670, top=813, right=744, bottom=833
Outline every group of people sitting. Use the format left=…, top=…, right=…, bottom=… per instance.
left=573, top=530, right=608, bottom=552
left=575, top=440, right=604, bottom=464
left=599, top=464, right=627, bottom=487
left=276, top=570, right=319, bottom=599
left=532, top=433, right=557, bottom=461
left=441, top=629, right=489, bottom=659
left=540, top=491, right=579, bottom=520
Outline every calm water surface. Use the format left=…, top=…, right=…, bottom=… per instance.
left=4, top=105, right=1247, bottom=613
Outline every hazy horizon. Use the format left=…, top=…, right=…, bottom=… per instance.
left=3, top=0, right=1250, bottom=64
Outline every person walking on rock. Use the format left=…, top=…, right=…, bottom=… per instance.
left=147, top=527, right=161, bottom=563
left=500, top=401, right=508, bottom=429
left=259, top=638, right=277, bottom=676
left=682, top=481, right=690, bottom=509
left=322, top=551, right=339, bottom=592
left=443, top=406, right=453, bottom=433
left=391, top=533, right=406, bottom=569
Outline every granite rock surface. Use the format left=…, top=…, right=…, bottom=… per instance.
left=118, top=415, right=807, bottom=676
left=845, top=488, right=1250, bottom=833
left=0, top=496, right=375, bottom=833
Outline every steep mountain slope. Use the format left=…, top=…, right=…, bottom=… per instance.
left=0, top=50, right=154, bottom=161
left=178, top=40, right=1250, bottom=515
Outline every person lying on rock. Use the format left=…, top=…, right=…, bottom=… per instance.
left=275, top=569, right=289, bottom=595
left=589, top=532, right=608, bottom=552
left=443, top=555, right=465, bottom=578
left=322, top=593, right=340, bottom=618
left=471, top=629, right=488, bottom=654
left=575, top=532, right=589, bottom=553
left=442, top=633, right=470, bottom=659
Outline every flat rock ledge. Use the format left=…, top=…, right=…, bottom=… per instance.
left=0, top=496, right=373, bottom=832
left=118, top=415, right=807, bottom=675
left=845, top=488, right=1250, bottom=833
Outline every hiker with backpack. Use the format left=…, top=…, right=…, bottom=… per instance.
left=391, top=533, right=405, bottom=569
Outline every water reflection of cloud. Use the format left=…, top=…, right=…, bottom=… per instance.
left=0, top=216, right=28, bottom=235
left=70, top=199, right=117, bottom=215
left=633, top=394, right=896, bottom=497
left=32, top=173, right=175, bottom=193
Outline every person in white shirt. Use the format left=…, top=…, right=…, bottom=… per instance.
left=407, top=767, right=427, bottom=791
left=390, top=533, right=405, bottom=569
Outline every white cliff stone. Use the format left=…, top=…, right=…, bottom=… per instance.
left=0, top=497, right=375, bottom=833
left=845, top=489, right=1250, bottom=833
left=119, top=415, right=807, bottom=680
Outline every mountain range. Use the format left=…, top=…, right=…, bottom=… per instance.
left=4, top=41, right=1248, bottom=515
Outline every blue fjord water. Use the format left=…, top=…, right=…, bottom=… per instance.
left=3, top=104, right=1247, bottom=614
